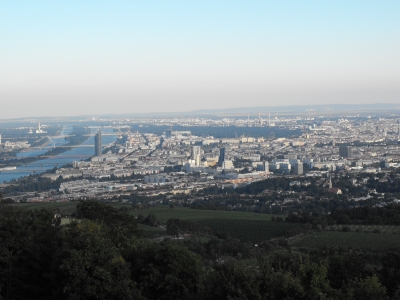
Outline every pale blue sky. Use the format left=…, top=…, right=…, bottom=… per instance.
left=1, top=1, right=399, bottom=118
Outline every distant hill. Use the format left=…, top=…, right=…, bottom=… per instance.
left=190, top=103, right=400, bottom=114
left=6, top=103, right=400, bottom=121
left=99, top=103, right=400, bottom=118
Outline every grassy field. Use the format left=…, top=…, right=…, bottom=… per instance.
left=16, top=201, right=127, bottom=215
left=18, top=203, right=277, bottom=221
left=18, top=202, right=294, bottom=242
left=196, top=219, right=298, bottom=243
left=137, top=223, right=166, bottom=238
left=17, top=201, right=79, bottom=215
left=328, top=224, right=400, bottom=234
left=133, top=206, right=276, bottom=223
left=134, top=206, right=297, bottom=243
left=290, top=230, right=400, bottom=252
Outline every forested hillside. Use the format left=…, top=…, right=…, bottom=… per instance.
left=0, top=200, right=399, bottom=299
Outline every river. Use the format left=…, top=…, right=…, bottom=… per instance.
left=0, top=127, right=117, bottom=183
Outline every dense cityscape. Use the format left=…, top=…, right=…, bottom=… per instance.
left=2, top=110, right=400, bottom=210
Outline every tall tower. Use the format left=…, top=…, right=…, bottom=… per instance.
left=268, top=112, right=271, bottom=127
left=294, top=161, right=303, bottom=175
left=165, top=128, right=172, bottom=138
left=329, top=175, right=333, bottom=189
left=94, top=130, right=102, bottom=156
left=397, top=120, right=400, bottom=139
left=192, top=146, right=201, bottom=166
left=218, top=147, right=225, bottom=167
left=263, top=161, right=269, bottom=172
left=339, top=146, right=352, bottom=158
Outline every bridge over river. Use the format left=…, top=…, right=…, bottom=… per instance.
left=29, top=145, right=98, bottom=150
left=0, top=127, right=117, bottom=183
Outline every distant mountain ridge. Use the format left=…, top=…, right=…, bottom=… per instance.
left=190, top=103, right=400, bottom=114
left=94, top=103, right=400, bottom=118
left=5, top=103, right=400, bottom=121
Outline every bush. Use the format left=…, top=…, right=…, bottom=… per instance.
left=342, top=226, right=351, bottom=232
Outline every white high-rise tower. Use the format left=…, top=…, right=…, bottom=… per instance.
left=192, top=146, right=201, bottom=166
left=397, top=120, right=400, bottom=139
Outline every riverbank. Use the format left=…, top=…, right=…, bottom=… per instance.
left=0, top=126, right=90, bottom=168
left=0, top=127, right=117, bottom=184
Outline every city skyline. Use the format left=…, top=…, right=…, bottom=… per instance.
left=1, top=1, right=400, bottom=119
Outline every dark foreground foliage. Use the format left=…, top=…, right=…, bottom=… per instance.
left=287, top=203, right=400, bottom=227
left=0, top=201, right=400, bottom=300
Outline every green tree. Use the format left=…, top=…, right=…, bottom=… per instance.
left=342, top=275, right=388, bottom=300
left=54, top=220, right=140, bottom=300
left=126, top=241, right=202, bottom=300
left=75, top=201, right=141, bottom=248
left=259, top=255, right=332, bottom=300
left=0, top=206, right=61, bottom=300
left=380, top=248, right=400, bottom=297
left=142, top=213, right=158, bottom=226
left=202, top=261, right=261, bottom=300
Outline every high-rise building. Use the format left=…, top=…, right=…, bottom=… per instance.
left=95, top=130, right=102, bottom=156
left=192, top=146, right=201, bottom=166
left=398, top=121, right=400, bottom=139
left=339, top=146, right=352, bottom=158
left=263, top=161, right=269, bottom=172
left=257, top=161, right=269, bottom=172
left=0, top=134, right=2, bottom=145
left=165, top=129, right=172, bottom=138
left=218, top=147, right=225, bottom=167
left=294, top=161, right=303, bottom=175
left=221, top=160, right=234, bottom=170
left=258, top=112, right=263, bottom=126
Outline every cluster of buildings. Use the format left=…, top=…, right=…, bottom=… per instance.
left=0, top=123, right=49, bottom=154
left=5, top=114, right=400, bottom=204
left=0, top=134, right=31, bottom=152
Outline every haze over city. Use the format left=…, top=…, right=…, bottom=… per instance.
left=1, top=1, right=400, bottom=119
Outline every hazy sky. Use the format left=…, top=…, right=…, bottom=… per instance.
left=1, top=1, right=400, bottom=118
